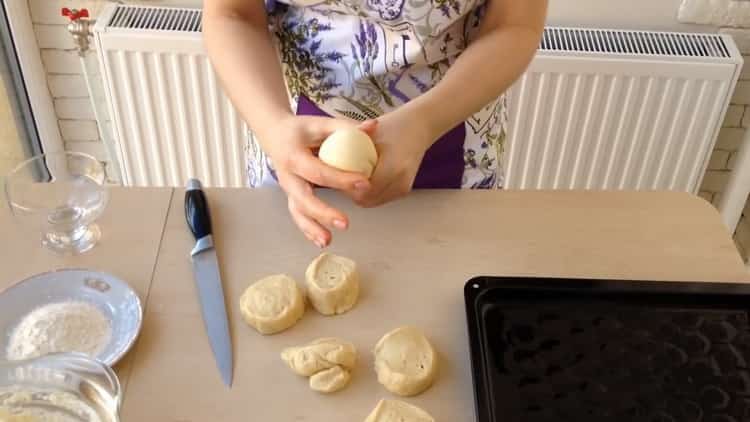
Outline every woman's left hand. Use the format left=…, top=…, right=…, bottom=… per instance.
left=352, top=112, right=434, bottom=208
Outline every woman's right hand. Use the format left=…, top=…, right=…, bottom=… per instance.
left=261, top=115, right=376, bottom=248
left=203, top=1, right=378, bottom=248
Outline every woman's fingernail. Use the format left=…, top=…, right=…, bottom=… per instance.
left=333, top=219, right=347, bottom=230
left=315, top=239, right=326, bottom=249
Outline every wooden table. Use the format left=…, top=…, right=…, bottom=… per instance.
left=0, top=187, right=172, bottom=391
left=1, top=188, right=748, bottom=421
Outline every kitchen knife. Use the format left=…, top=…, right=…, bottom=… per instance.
left=185, top=179, right=233, bottom=387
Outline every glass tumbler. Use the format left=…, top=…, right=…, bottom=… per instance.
left=4, top=152, right=109, bottom=254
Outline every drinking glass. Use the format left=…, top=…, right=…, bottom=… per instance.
left=4, top=152, right=109, bottom=254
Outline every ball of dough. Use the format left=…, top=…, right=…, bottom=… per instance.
left=305, top=253, right=360, bottom=316
left=281, top=337, right=357, bottom=376
left=364, top=399, right=435, bottom=422
left=309, top=365, right=351, bottom=393
left=239, top=274, right=305, bottom=335
left=318, top=128, right=378, bottom=178
left=374, top=327, right=437, bottom=396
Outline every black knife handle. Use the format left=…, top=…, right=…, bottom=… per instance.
left=185, top=179, right=212, bottom=240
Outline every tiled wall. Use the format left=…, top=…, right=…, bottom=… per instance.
left=721, top=29, right=750, bottom=262
left=704, top=31, right=749, bottom=258
left=29, top=0, right=113, bottom=177
left=25, top=0, right=750, bottom=261
left=677, top=1, right=750, bottom=263
left=27, top=0, right=192, bottom=180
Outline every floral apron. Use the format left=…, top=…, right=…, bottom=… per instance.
left=248, top=0, right=507, bottom=189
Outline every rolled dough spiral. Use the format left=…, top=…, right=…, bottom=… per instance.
left=305, top=253, right=360, bottom=316
left=373, top=326, right=437, bottom=396
left=239, top=274, right=305, bottom=335
left=363, top=399, right=435, bottom=422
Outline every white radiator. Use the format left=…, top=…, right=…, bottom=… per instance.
left=93, top=5, right=247, bottom=187
left=93, top=5, right=743, bottom=193
left=506, top=28, right=743, bottom=192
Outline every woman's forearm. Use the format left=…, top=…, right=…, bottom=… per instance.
left=403, top=0, right=547, bottom=144
left=203, top=1, right=292, bottom=143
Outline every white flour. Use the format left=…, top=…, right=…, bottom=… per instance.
left=6, top=301, right=112, bottom=361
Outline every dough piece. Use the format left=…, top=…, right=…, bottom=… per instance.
left=239, top=274, right=305, bottom=335
left=318, top=128, right=378, bottom=178
left=374, top=327, right=437, bottom=396
left=309, top=365, right=351, bottom=393
left=364, top=399, right=435, bottom=422
left=305, top=253, right=360, bottom=316
left=281, top=337, right=357, bottom=376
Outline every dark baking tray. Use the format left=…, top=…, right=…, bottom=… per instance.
left=464, top=277, right=750, bottom=422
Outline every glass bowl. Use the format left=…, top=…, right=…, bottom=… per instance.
left=4, top=152, right=109, bottom=255
left=0, top=353, right=120, bottom=421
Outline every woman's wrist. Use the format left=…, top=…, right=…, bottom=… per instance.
left=252, top=110, right=296, bottom=154
left=380, top=107, right=436, bottom=154
left=395, top=93, right=453, bottom=148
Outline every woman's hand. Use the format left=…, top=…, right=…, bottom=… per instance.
left=261, top=115, right=376, bottom=248
left=352, top=112, right=434, bottom=208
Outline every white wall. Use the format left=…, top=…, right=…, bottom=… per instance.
left=547, top=0, right=715, bottom=32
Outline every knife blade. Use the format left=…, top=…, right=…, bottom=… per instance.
left=185, top=178, right=233, bottom=387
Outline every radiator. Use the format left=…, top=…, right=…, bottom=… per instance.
left=93, top=5, right=247, bottom=187
left=505, top=28, right=742, bottom=192
left=93, top=5, right=743, bottom=192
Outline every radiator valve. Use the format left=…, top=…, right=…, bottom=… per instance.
left=62, top=8, right=95, bottom=56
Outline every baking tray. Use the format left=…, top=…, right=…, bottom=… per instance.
left=464, top=277, right=750, bottom=422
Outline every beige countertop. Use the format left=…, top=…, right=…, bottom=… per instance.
left=0, top=187, right=173, bottom=390
left=2, top=188, right=748, bottom=421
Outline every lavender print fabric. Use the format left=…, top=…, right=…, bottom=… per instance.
left=368, top=0, right=406, bottom=20
left=248, top=0, right=507, bottom=189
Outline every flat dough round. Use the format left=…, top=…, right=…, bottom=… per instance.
left=305, top=253, right=360, bottom=316
left=319, top=128, right=378, bottom=178
left=281, top=337, right=357, bottom=376
left=374, top=327, right=437, bottom=396
left=309, top=365, right=351, bottom=393
left=364, top=399, right=435, bottom=422
left=239, top=274, right=305, bottom=335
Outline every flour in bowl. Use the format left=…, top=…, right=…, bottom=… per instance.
left=6, top=301, right=112, bottom=360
